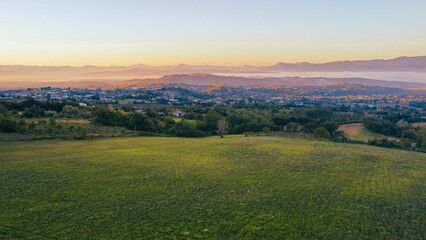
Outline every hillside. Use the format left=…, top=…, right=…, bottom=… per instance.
left=1, top=136, right=424, bottom=239
left=3, top=73, right=425, bottom=90
left=121, top=74, right=426, bottom=89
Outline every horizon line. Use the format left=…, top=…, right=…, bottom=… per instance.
left=1, top=55, right=425, bottom=68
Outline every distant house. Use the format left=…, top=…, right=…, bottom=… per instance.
left=172, top=110, right=184, bottom=117
left=79, top=103, right=88, bottom=107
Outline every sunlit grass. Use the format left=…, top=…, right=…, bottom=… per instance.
left=339, top=123, right=399, bottom=142
left=0, top=136, right=424, bottom=239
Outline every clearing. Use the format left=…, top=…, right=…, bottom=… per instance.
left=339, top=123, right=399, bottom=142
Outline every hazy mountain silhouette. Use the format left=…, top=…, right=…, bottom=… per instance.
left=268, top=56, right=426, bottom=72
left=120, top=74, right=426, bottom=89
left=1, top=56, right=426, bottom=89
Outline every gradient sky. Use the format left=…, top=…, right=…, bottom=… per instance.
left=1, top=0, right=426, bottom=66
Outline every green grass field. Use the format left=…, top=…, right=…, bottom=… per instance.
left=0, top=136, right=425, bottom=239
left=339, top=123, right=399, bottom=142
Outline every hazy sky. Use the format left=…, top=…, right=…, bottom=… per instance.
left=1, top=0, right=425, bottom=66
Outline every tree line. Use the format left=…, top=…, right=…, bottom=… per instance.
left=1, top=98, right=426, bottom=149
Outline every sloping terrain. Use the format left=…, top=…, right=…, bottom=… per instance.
left=0, top=136, right=425, bottom=239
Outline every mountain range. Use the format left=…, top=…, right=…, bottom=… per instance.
left=1, top=56, right=426, bottom=89
left=1, top=73, right=425, bottom=91
left=268, top=56, right=426, bottom=72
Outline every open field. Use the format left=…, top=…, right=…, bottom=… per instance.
left=0, top=136, right=425, bottom=239
left=172, top=117, right=197, bottom=124
left=412, top=122, right=426, bottom=128
left=339, top=123, right=399, bottom=142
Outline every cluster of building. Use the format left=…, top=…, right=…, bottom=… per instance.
left=1, top=85, right=425, bottom=111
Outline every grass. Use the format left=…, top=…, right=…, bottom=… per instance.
left=172, top=117, right=197, bottom=124
left=411, top=122, right=426, bottom=128
left=339, top=123, right=399, bottom=142
left=0, top=136, right=425, bottom=239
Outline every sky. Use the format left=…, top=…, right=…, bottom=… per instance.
left=0, top=0, right=426, bottom=66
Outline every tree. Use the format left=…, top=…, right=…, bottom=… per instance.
left=272, top=115, right=290, bottom=126
left=203, top=110, right=223, bottom=132
left=363, top=117, right=400, bottom=136
left=333, top=130, right=348, bottom=142
left=285, top=122, right=301, bottom=133
left=262, top=126, right=271, bottom=134
left=128, top=112, right=155, bottom=131
left=22, top=97, right=37, bottom=108
left=217, top=120, right=228, bottom=138
left=0, top=116, right=18, bottom=133
left=168, top=120, right=206, bottom=137
left=60, top=105, right=85, bottom=118
left=93, top=108, right=128, bottom=126
left=23, top=105, right=45, bottom=118
left=319, top=121, right=339, bottom=135
left=417, top=128, right=426, bottom=148
left=306, top=108, right=333, bottom=120
left=313, top=127, right=330, bottom=138
left=0, top=104, right=8, bottom=115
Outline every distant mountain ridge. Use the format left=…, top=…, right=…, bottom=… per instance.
left=1, top=56, right=426, bottom=89
left=1, top=56, right=426, bottom=74
left=268, top=56, right=426, bottom=72
left=120, top=74, right=426, bottom=89
left=1, top=73, right=426, bottom=90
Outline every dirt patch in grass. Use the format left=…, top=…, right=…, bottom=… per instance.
left=339, top=123, right=364, bottom=134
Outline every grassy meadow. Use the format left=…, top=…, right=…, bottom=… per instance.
left=0, top=136, right=425, bottom=239
left=339, top=123, right=399, bottom=142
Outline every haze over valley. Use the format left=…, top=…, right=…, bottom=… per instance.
left=1, top=56, right=426, bottom=90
